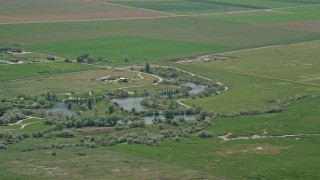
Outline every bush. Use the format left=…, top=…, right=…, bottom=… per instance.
left=265, top=106, right=284, bottom=113
left=57, top=130, right=75, bottom=138
left=0, top=143, right=7, bottom=149
left=32, top=132, right=44, bottom=138
left=197, top=130, right=213, bottom=138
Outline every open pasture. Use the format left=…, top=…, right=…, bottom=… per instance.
left=208, top=97, right=320, bottom=137
left=0, top=141, right=213, bottom=179
left=0, top=0, right=167, bottom=23
left=0, top=62, right=96, bottom=82
left=195, top=40, right=320, bottom=85
left=110, top=136, right=320, bottom=180
left=0, top=69, right=157, bottom=98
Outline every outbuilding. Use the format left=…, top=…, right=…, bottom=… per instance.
left=47, top=56, right=56, bottom=61
left=118, top=78, right=128, bottom=83
left=9, top=58, right=19, bottom=63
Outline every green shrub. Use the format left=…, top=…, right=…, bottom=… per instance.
left=197, top=130, right=213, bottom=138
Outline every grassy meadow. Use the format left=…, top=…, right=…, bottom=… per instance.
left=0, top=69, right=157, bottom=98
left=0, top=62, right=97, bottom=82
left=164, top=61, right=320, bottom=113
left=197, top=40, right=320, bottom=85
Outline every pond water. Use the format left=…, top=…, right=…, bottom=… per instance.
left=182, top=82, right=206, bottom=95
left=49, top=102, right=78, bottom=117
left=111, top=97, right=145, bottom=112
left=144, top=114, right=197, bottom=125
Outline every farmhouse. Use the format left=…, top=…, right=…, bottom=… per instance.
left=6, top=50, right=13, bottom=54
left=100, top=76, right=117, bottom=82
left=118, top=77, right=128, bottom=83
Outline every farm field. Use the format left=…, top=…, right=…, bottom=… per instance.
left=106, top=0, right=320, bottom=15
left=0, top=0, right=167, bottom=23
left=1, top=0, right=320, bottom=179
left=204, top=6, right=320, bottom=25
left=1, top=15, right=319, bottom=51
left=23, top=36, right=225, bottom=66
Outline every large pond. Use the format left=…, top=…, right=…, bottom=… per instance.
left=49, top=102, right=78, bottom=117
left=182, top=82, right=206, bottom=95
left=144, top=114, right=197, bottom=125
left=111, top=97, right=145, bottom=112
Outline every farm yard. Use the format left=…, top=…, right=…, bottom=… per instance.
left=0, top=0, right=320, bottom=179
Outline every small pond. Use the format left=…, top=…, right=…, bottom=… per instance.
left=49, top=102, right=78, bottom=117
left=111, top=97, right=145, bottom=112
left=182, top=82, right=206, bottom=95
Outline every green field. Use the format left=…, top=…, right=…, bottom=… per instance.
left=107, top=0, right=320, bottom=14
left=1, top=16, right=319, bottom=50
left=23, top=36, right=225, bottom=65
left=204, top=6, right=320, bottom=24
left=209, top=97, right=320, bottom=136
left=196, top=40, right=320, bottom=85
left=108, top=0, right=261, bottom=15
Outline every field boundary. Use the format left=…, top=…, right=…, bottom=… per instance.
left=225, top=70, right=320, bottom=87
left=0, top=68, right=99, bottom=83
left=93, top=0, right=175, bottom=16
left=0, top=3, right=319, bottom=25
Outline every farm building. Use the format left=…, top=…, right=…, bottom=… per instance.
left=6, top=50, right=13, bottom=54
left=9, top=58, right=19, bottom=63
left=118, top=78, right=128, bottom=83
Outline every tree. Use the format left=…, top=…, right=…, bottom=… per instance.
left=145, top=63, right=150, bottom=73
left=97, top=56, right=104, bottom=61
left=164, top=110, right=174, bottom=121
left=87, top=98, right=93, bottom=110
left=123, top=55, right=129, bottom=62
left=67, top=103, right=72, bottom=110
left=107, top=104, right=114, bottom=115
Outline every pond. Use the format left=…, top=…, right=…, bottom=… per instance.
left=182, top=82, right=206, bottom=95
left=111, top=97, right=145, bottom=112
left=49, top=102, right=78, bottom=117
